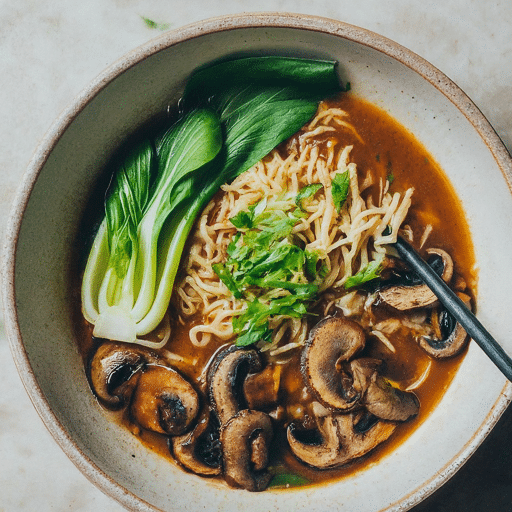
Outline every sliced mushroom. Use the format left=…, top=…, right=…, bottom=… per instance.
left=350, top=358, right=382, bottom=395
left=419, top=292, right=471, bottom=358
left=287, top=412, right=396, bottom=469
left=287, top=415, right=342, bottom=469
left=379, top=248, right=453, bottom=311
left=428, top=248, right=454, bottom=282
left=130, top=365, right=199, bottom=436
left=301, top=317, right=366, bottom=411
left=364, top=375, right=419, bottom=421
left=221, top=410, right=273, bottom=492
left=208, top=346, right=262, bottom=424
left=170, top=407, right=222, bottom=476
left=350, top=358, right=419, bottom=421
left=88, top=341, right=160, bottom=409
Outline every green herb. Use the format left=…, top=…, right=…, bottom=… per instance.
left=141, top=16, right=171, bottom=31
left=229, top=210, right=254, bottom=229
left=331, top=170, right=350, bottom=212
left=234, top=293, right=314, bottom=347
left=268, top=472, right=310, bottom=489
left=212, top=263, right=242, bottom=299
left=295, top=183, right=323, bottom=210
left=214, top=197, right=324, bottom=347
left=81, top=57, right=341, bottom=344
left=344, top=254, right=385, bottom=289
left=304, top=250, right=325, bottom=281
left=387, top=172, right=395, bottom=184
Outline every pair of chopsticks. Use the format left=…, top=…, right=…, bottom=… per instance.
left=393, top=236, right=512, bottom=382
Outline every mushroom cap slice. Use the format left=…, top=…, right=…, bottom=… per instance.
left=379, top=284, right=438, bottom=311
left=426, top=248, right=453, bottom=283
left=379, top=248, right=453, bottom=311
left=88, top=341, right=160, bottom=409
left=287, top=415, right=343, bottom=469
left=221, top=410, right=273, bottom=492
left=287, top=413, right=396, bottom=469
left=350, top=358, right=382, bottom=395
left=419, top=292, right=471, bottom=358
left=364, top=375, right=419, bottom=421
left=301, top=317, right=366, bottom=411
left=208, top=346, right=262, bottom=425
left=170, top=407, right=222, bottom=476
left=130, top=365, right=199, bottom=436
left=350, top=359, right=420, bottom=421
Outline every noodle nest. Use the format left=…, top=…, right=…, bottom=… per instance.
left=174, top=103, right=414, bottom=355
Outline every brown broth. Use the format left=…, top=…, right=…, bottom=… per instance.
left=74, top=93, right=476, bottom=490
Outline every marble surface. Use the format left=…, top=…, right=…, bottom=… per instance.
left=2, top=1, right=512, bottom=510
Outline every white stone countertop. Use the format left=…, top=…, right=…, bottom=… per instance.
left=2, top=1, right=512, bottom=510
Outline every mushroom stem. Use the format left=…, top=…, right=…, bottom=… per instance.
left=208, top=346, right=262, bottom=424
left=221, top=410, right=274, bottom=492
left=350, top=358, right=419, bottom=421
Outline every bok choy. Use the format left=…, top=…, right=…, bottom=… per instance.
left=81, top=56, right=340, bottom=346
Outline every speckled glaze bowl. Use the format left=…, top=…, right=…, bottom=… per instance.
left=4, top=12, right=512, bottom=512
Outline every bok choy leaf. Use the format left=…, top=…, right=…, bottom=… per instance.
left=82, top=108, right=223, bottom=344
left=105, top=139, right=154, bottom=278
left=183, top=56, right=339, bottom=105
left=81, top=56, right=340, bottom=346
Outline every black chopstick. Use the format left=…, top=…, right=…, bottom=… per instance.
left=393, top=236, right=512, bottom=382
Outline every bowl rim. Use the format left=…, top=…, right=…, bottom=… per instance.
left=3, top=11, right=512, bottom=512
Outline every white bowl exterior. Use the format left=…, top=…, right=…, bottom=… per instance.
left=4, top=13, right=512, bottom=512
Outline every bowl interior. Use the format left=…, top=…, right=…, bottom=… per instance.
left=6, top=14, right=512, bottom=512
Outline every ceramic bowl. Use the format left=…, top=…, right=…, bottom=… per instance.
left=4, top=12, right=512, bottom=512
